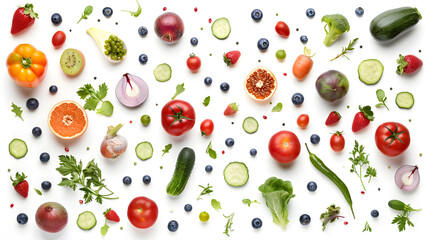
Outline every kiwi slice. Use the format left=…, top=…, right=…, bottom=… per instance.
left=60, top=49, right=85, bottom=76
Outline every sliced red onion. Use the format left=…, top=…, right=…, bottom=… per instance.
left=116, top=73, right=149, bottom=107
left=395, top=165, right=420, bottom=191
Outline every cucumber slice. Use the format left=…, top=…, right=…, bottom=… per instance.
left=395, top=92, right=414, bottom=109
left=223, top=162, right=249, bottom=187
left=358, top=59, right=384, bottom=85
left=77, top=211, right=97, bottom=230
left=243, top=117, right=258, bottom=134
left=153, top=63, right=172, bottom=82
left=9, top=139, right=28, bottom=159
left=211, top=18, right=231, bottom=39
left=136, top=141, right=153, bottom=160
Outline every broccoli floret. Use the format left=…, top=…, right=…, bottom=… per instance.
left=321, top=14, right=350, bottom=46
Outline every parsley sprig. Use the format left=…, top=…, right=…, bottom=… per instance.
left=330, top=38, right=359, bottom=61
left=348, top=141, right=377, bottom=191
left=77, top=83, right=114, bottom=116
left=389, top=200, right=421, bottom=232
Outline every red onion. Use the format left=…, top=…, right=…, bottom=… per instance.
left=395, top=165, right=420, bottom=191
left=154, top=12, right=184, bottom=44
left=100, top=123, right=127, bottom=159
left=35, top=202, right=68, bottom=233
left=116, top=73, right=148, bottom=107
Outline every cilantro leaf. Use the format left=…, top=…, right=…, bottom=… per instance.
left=171, top=83, right=185, bottom=100
left=203, top=96, right=210, bottom=106
left=162, top=144, right=172, bottom=156
left=11, top=103, right=24, bottom=121
left=96, top=83, right=108, bottom=100
left=211, top=199, right=222, bottom=210
left=348, top=141, right=376, bottom=191
left=271, top=102, right=283, bottom=112
left=77, top=83, right=113, bottom=116
left=84, top=97, right=100, bottom=111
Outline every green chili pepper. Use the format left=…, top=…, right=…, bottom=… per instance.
left=305, top=143, right=355, bottom=218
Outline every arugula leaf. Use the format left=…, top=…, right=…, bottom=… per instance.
left=223, top=213, right=235, bottom=237
left=77, top=83, right=113, bottom=116
left=11, top=103, right=24, bottom=121
left=242, top=199, right=260, bottom=206
left=271, top=103, right=283, bottom=112
left=203, top=96, right=210, bottom=106
left=171, top=83, right=185, bottom=100
left=348, top=141, right=376, bottom=191
left=375, top=89, right=389, bottom=110
left=211, top=199, right=222, bottom=210
left=96, top=101, right=114, bottom=117
left=197, top=183, right=213, bottom=200
left=162, top=144, right=172, bottom=156
left=121, top=0, right=142, bottom=17
left=206, top=141, right=217, bottom=159
left=34, top=188, right=42, bottom=196
left=77, top=6, right=93, bottom=24
left=330, top=38, right=358, bottom=61
left=320, top=204, right=343, bottom=231
left=362, top=221, right=372, bottom=232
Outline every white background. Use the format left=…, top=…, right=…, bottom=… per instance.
left=1, top=0, right=427, bottom=239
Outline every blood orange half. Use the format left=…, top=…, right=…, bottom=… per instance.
left=48, top=100, right=88, bottom=140
left=244, top=67, right=277, bottom=101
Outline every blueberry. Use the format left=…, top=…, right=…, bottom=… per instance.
left=251, top=218, right=262, bottom=229
left=310, top=134, right=320, bottom=144
left=142, top=175, right=151, bottom=184
left=102, top=7, right=113, bottom=17
left=123, top=176, right=132, bottom=185
left=355, top=7, right=364, bottom=16
left=184, top=204, right=193, bottom=212
left=32, top=127, right=42, bottom=137
left=26, top=98, right=39, bottom=110
left=220, top=82, right=230, bottom=92
left=204, top=77, right=212, bottom=86
left=257, top=38, right=269, bottom=51
left=17, top=213, right=28, bottom=225
left=250, top=148, right=257, bottom=156
left=51, top=13, right=62, bottom=25
left=300, top=35, right=308, bottom=43
left=40, top=152, right=50, bottom=163
left=225, top=138, right=235, bottom=147
left=299, top=214, right=311, bottom=225
left=371, top=209, right=379, bottom=218
left=307, top=181, right=317, bottom=192
left=306, top=8, right=316, bottom=18
left=291, top=93, right=304, bottom=105
left=251, top=9, right=263, bottom=21
left=139, top=54, right=148, bottom=64
left=41, top=181, right=52, bottom=190
left=168, top=220, right=179, bottom=232
left=190, top=37, right=198, bottom=46
left=138, top=26, right=148, bottom=36
left=205, top=165, right=213, bottom=172
left=49, top=85, right=58, bottom=94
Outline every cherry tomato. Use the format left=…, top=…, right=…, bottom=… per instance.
left=52, top=31, right=66, bottom=49
left=268, top=131, right=301, bottom=163
left=161, top=100, right=196, bottom=136
left=330, top=131, right=345, bottom=152
left=375, top=122, right=410, bottom=157
left=200, top=119, right=214, bottom=136
left=297, top=114, right=309, bottom=129
left=186, top=53, right=201, bottom=72
left=275, top=21, right=290, bottom=38
left=127, top=196, right=158, bottom=229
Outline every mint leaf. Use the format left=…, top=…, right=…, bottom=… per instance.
left=11, top=103, right=24, bottom=121
left=211, top=199, right=222, bottom=210
left=206, top=141, right=217, bottom=159
left=271, top=102, right=283, bottom=112
left=203, top=96, right=210, bottom=106
left=96, top=101, right=114, bottom=116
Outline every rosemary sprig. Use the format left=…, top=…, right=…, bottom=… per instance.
left=330, top=38, right=359, bottom=61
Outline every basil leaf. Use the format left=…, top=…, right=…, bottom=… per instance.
left=211, top=199, right=222, bottom=210
left=271, top=103, right=283, bottom=112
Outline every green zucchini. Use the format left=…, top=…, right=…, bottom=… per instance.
left=370, top=7, right=422, bottom=42
left=166, top=147, right=195, bottom=196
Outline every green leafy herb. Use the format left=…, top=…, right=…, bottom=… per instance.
left=11, top=103, right=24, bottom=121
left=320, top=204, right=343, bottom=231
left=203, top=96, right=210, bottom=106
left=34, top=188, right=42, bottom=196
left=77, top=83, right=114, bottom=116
left=242, top=199, right=260, bottom=206
left=171, top=83, right=185, bottom=100
left=162, top=144, right=172, bottom=156
left=223, top=213, right=235, bottom=237
left=206, top=141, right=217, bottom=159
left=348, top=141, right=377, bottom=191
left=362, top=221, right=372, bottom=232
left=121, top=0, right=142, bottom=17
left=271, top=103, right=283, bottom=112
left=330, top=38, right=359, bottom=61
left=197, top=183, right=213, bottom=200
left=77, top=6, right=93, bottom=24
left=389, top=200, right=421, bottom=232
left=101, top=208, right=111, bottom=236
left=211, top=199, right=222, bottom=210
left=375, top=89, right=389, bottom=110
left=56, top=155, right=118, bottom=204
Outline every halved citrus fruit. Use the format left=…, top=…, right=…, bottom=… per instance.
left=244, top=67, right=277, bottom=101
left=48, top=100, right=88, bottom=140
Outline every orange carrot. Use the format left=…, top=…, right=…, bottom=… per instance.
left=292, top=47, right=315, bottom=80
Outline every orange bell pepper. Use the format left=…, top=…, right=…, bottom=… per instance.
left=6, top=44, right=47, bottom=88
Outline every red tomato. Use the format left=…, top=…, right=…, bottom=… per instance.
left=275, top=21, right=290, bottom=38
left=297, top=114, right=309, bottom=129
left=375, top=122, right=410, bottom=157
left=52, top=31, right=66, bottom=49
left=186, top=53, right=201, bottom=72
left=161, top=100, right=196, bottom=136
left=268, top=131, right=301, bottom=163
left=200, top=119, right=214, bottom=136
left=330, top=131, right=345, bottom=152
left=127, top=196, right=158, bottom=229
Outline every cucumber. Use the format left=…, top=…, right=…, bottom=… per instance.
left=358, top=59, right=384, bottom=85
left=370, top=7, right=422, bottom=42
left=166, top=147, right=195, bottom=196
left=211, top=18, right=231, bottom=39
left=135, top=141, right=153, bottom=160
left=395, top=92, right=414, bottom=109
left=77, top=211, right=97, bottom=230
left=9, top=139, right=28, bottom=159
left=243, top=117, right=258, bottom=134
left=153, top=63, right=172, bottom=82
left=223, top=162, right=249, bottom=187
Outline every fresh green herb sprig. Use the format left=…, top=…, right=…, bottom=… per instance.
left=206, top=141, right=217, bottom=159
left=162, top=144, right=172, bottom=156
left=11, top=103, right=24, bottom=121
left=101, top=209, right=110, bottom=236
left=171, top=83, right=185, bottom=100
left=223, top=213, right=235, bottom=237
left=77, top=6, right=93, bottom=24
left=34, top=188, right=42, bottom=196
left=271, top=103, right=283, bottom=112
left=348, top=141, right=377, bottom=191
left=77, top=83, right=114, bottom=116
left=362, top=221, right=372, bottom=232
left=389, top=200, right=421, bottom=232
left=330, top=38, right=359, bottom=61
left=121, top=0, right=142, bottom=17
left=197, top=183, right=213, bottom=200
left=320, top=204, right=343, bottom=231
left=211, top=199, right=222, bottom=210
left=242, top=199, right=260, bottom=206
left=375, top=89, right=389, bottom=110
left=203, top=96, right=210, bottom=106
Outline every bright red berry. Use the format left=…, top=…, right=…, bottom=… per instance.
left=10, top=4, right=38, bottom=35
left=224, top=103, right=239, bottom=116
left=325, top=111, right=341, bottom=126
left=352, top=106, right=374, bottom=133
left=104, top=208, right=120, bottom=222
left=10, top=172, right=29, bottom=198
left=397, top=54, right=423, bottom=75
left=223, top=51, right=241, bottom=66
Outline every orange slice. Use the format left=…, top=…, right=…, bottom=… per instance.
left=244, top=67, right=277, bottom=101
left=48, top=100, right=88, bottom=140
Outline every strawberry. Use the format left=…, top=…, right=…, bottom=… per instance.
left=352, top=105, right=374, bottom=133
left=11, top=4, right=38, bottom=35
left=325, top=111, right=341, bottom=126
left=104, top=208, right=120, bottom=222
left=396, top=54, right=423, bottom=75
left=224, top=103, right=239, bottom=116
left=223, top=51, right=241, bottom=66
left=10, top=172, right=29, bottom=198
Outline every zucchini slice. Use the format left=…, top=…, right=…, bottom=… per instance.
left=153, top=63, right=172, bottom=82
left=395, top=92, right=414, bottom=109
left=135, top=141, right=153, bottom=160
left=9, top=139, right=28, bottom=159
left=77, top=211, right=97, bottom=230
left=211, top=18, right=231, bottom=39
left=243, top=117, right=258, bottom=134
left=223, top=162, right=249, bottom=187
left=358, top=59, right=384, bottom=85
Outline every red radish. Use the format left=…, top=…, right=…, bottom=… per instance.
left=352, top=105, right=374, bottom=133
left=325, top=111, right=341, bottom=126
left=154, top=12, right=184, bottom=44
left=224, top=51, right=241, bottom=66
left=292, top=47, right=315, bottom=80
left=224, top=103, right=239, bottom=116
left=35, top=202, right=68, bottom=233
left=10, top=172, right=28, bottom=198
left=100, top=124, right=128, bottom=159
left=275, top=21, right=290, bottom=37
left=10, top=4, right=38, bottom=35
left=396, top=54, right=423, bottom=75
